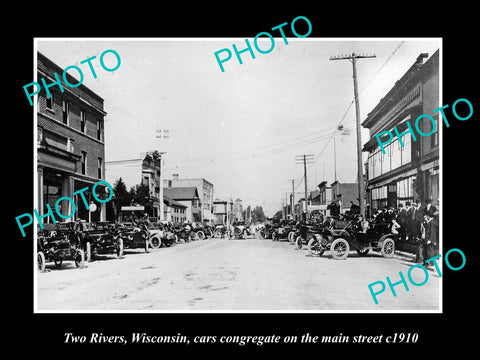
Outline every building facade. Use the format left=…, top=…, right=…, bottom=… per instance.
left=163, top=187, right=200, bottom=222
left=233, top=198, right=244, bottom=222
left=163, top=196, right=187, bottom=223
left=105, top=151, right=164, bottom=219
left=330, top=181, right=359, bottom=214
left=37, top=52, right=108, bottom=223
left=213, top=198, right=234, bottom=225
left=163, top=175, right=214, bottom=221
left=362, top=51, right=439, bottom=214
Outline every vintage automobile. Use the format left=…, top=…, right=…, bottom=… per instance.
left=191, top=222, right=207, bottom=240
left=213, top=224, right=228, bottom=238
left=201, top=223, right=215, bottom=238
left=147, top=222, right=176, bottom=248
left=272, top=219, right=296, bottom=242
left=74, top=221, right=123, bottom=261
left=116, top=222, right=151, bottom=253
left=170, top=222, right=197, bottom=242
left=229, top=221, right=255, bottom=239
left=256, top=220, right=276, bottom=239
left=37, top=222, right=85, bottom=271
left=306, top=217, right=397, bottom=260
left=293, top=220, right=326, bottom=250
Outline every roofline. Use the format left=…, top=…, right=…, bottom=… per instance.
left=361, top=50, right=439, bottom=128
left=37, top=51, right=105, bottom=103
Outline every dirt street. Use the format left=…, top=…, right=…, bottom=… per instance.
left=36, top=237, right=440, bottom=311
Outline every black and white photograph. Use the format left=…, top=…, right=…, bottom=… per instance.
left=33, top=38, right=441, bottom=312
left=7, top=6, right=478, bottom=355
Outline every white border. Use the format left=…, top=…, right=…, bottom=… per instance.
left=33, top=37, right=443, bottom=314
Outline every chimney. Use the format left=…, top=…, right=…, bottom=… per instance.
left=172, top=174, right=179, bottom=180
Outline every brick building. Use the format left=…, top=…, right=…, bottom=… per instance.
left=36, top=52, right=108, bottom=223
left=362, top=50, right=440, bottom=214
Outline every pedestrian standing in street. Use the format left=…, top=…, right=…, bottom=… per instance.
left=414, top=200, right=425, bottom=263
left=422, top=212, right=438, bottom=266
left=425, top=199, right=439, bottom=218
left=396, top=203, right=407, bottom=241
left=405, top=201, right=414, bottom=241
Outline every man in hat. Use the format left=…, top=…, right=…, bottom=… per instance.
left=405, top=201, right=414, bottom=241
left=396, top=203, right=407, bottom=241
left=423, top=212, right=438, bottom=265
left=414, top=200, right=425, bottom=263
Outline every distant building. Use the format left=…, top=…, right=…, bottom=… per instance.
left=317, top=181, right=333, bottom=205
left=37, top=52, right=108, bottom=223
left=330, top=181, right=359, bottom=214
left=163, top=196, right=187, bottom=224
left=105, top=151, right=164, bottom=219
left=163, top=187, right=200, bottom=222
left=213, top=198, right=234, bottom=225
left=233, top=198, right=244, bottom=222
left=163, top=175, right=214, bottom=221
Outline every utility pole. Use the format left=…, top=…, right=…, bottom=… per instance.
left=287, top=179, right=295, bottom=219
left=285, top=192, right=288, bottom=219
left=295, top=155, right=315, bottom=218
left=330, top=53, right=376, bottom=217
left=333, top=136, right=337, bottom=182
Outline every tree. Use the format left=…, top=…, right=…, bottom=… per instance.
left=133, top=183, right=151, bottom=206
left=251, top=206, right=266, bottom=223
left=111, top=178, right=132, bottom=219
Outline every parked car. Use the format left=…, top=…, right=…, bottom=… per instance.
left=229, top=221, right=255, bottom=239
left=256, top=220, right=276, bottom=239
left=148, top=222, right=176, bottom=248
left=293, top=220, right=325, bottom=250
left=74, top=221, right=123, bottom=261
left=307, top=217, right=397, bottom=260
left=37, top=223, right=85, bottom=271
left=116, top=222, right=151, bottom=253
left=272, top=219, right=296, bottom=241
left=213, top=224, right=227, bottom=238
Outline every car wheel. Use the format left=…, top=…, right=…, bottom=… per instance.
left=85, top=242, right=92, bottom=262
left=356, top=248, right=370, bottom=256
left=75, top=249, right=85, bottom=268
left=196, top=231, right=205, bottom=240
left=294, top=236, right=303, bottom=250
left=330, top=238, right=350, bottom=260
left=381, top=238, right=395, bottom=258
left=288, top=232, right=296, bottom=244
left=307, top=237, right=325, bottom=257
left=37, top=251, right=46, bottom=272
left=117, top=238, right=124, bottom=258
left=149, top=236, right=161, bottom=249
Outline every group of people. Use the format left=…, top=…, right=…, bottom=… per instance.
left=372, top=199, right=439, bottom=264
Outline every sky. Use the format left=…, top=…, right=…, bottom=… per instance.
left=37, top=38, right=441, bottom=216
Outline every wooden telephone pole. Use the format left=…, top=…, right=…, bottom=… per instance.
left=329, top=53, right=376, bottom=217
left=295, top=154, right=315, bottom=218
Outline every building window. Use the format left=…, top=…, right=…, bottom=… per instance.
left=37, top=126, right=43, bottom=145
left=432, top=120, right=439, bottom=147
left=46, top=93, right=54, bottom=111
left=62, top=100, right=69, bottom=125
left=81, top=151, right=87, bottom=175
left=97, top=119, right=103, bottom=141
left=98, top=157, right=102, bottom=179
left=80, top=110, right=86, bottom=133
